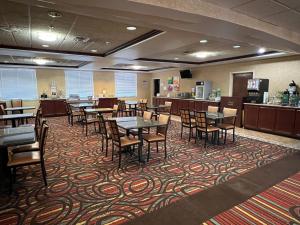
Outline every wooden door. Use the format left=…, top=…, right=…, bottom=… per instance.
left=232, top=72, right=253, bottom=98
left=257, top=107, right=276, bottom=132
left=293, top=110, right=300, bottom=138
left=195, top=101, right=202, bottom=112
left=244, top=105, right=259, bottom=129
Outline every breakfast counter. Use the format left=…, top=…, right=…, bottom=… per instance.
left=244, top=103, right=300, bottom=139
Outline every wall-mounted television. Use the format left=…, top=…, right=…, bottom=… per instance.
left=180, top=69, right=192, bottom=79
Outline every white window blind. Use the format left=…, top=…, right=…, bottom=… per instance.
left=0, top=68, right=38, bottom=100
left=115, top=72, right=137, bottom=97
left=65, top=70, right=94, bottom=98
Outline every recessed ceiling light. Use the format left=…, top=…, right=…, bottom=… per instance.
left=200, top=39, right=208, bottom=43
left=48, top=11, right=62, bottom=18
left=105, top=41, right=111, bottom=45
left=190, top=51, right=217, bottom=58
left=132, top=65, right=144, bottom=70
left=233, top=45, right=241, bottom=49
left=174, top=57, right=179, bottom=60
left=38, top=31, right=57, bottom=42
left=91, top=49, right=98, bottom=53
left=258, top=47, right=266, bottom=54
left=4, top=60, right=9, bottom=63
left=33, top=58, right=49, bottom=65
left=42, top=44, right=49, bottom=48
left=126, top=26, right=137, bottom=31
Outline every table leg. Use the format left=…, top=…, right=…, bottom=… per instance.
left=138, top=128, right=145, bottom=163
left=11, top=119, right=16, bottom=127
left=0, top=147, right=9, bottom=190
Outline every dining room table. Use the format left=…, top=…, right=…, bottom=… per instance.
left=0, top=113, right=35, bottom=127
left=4, top=106, right=36, bottom=114
left=109, top=116, right=168, bottom=163
left=125, top=101, right=139, bottom=116
left=84, top=107, right=115, bottom=115
left=0, top=126, right=36, bottom=190
left=70, top=103, right=95, bottom=109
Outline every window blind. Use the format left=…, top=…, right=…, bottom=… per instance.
left=65, top=70, right=94, bottom=98
left=0, top=68, right=38, bottom=100
left=115, top=72, right=137, bottom=97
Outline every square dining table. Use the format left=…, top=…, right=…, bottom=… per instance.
left=4, top=106, right=36, bottom=113
left=0, top=113, right=35, bottom=127
left=109, top=116, right=168, bottom=162
left=0, top=126, right=36, bottom=188
left=84, top=108, right=115, bottom=115
left=70, top=103, right=95, bottom=109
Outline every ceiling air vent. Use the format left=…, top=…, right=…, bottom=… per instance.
left=74, top=36, right=90, bottom=43
left=0, top=25, right=23, bottom=32
left=48, top=11, right=62, bottom=18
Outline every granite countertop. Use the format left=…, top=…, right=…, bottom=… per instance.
left=244, top=102, right=300, bottom=109
left=154, top=96, right=220, bottom=103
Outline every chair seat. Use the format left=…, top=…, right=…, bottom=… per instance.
left=10, top=142, right=39, bottom=153
left=143, top=133, right=165, bottom=142
left=7, top=151, right=41, bottom=167
left=72, top=111, right=82, bottom=116
left=218, top=123, right=235, bottom=130
left=120, top=136, right=140, bottom=147
left=107, top=131, right=125, bottom=139
left=197, top=126, right=219, bottom=132
left=182, top=122, right=196, bottom=127
left=130, top=128, right=150, bottom=136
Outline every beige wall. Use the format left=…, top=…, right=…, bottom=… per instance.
left=151, top=55, right=300, bottom=98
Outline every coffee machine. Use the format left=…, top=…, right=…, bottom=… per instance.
left=246, top=79, right=269, bottom=103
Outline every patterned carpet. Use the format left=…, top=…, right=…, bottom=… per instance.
left=203, top=172, right=300, bottom=225
left=0, top=117, right=297, bottom=225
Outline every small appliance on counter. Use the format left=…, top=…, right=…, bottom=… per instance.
left=195, top=81, right=212, bottom=100
left=246, top=79, right=269, bottom=103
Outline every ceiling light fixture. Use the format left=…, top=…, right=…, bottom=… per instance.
left=42, top=44, right=49, bottom=48
left=258, top=47, right=266, bottom=54
left=105, top=41, right=111, bottom=45
left=174, top=57, right=179, bottom=60
left=38, top=26, right=58, bottom=42
left=200, top=39, right=208, bottom=43
left=33, top=58, right=49, bottom=65
left=4, top=60, right=9, bottom=63
left=131, top=65, right=144, bottom=70
left=91, top=49, right=98, bottom=53
left=190, top=51, right=217, bottom=58
left=126, top=26, right=137, bottom=31
left=233, top=45, right=241, bottom=48
left=48, top=11, right=62, bottom=18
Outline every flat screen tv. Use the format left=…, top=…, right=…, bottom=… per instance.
left=180, top=70, right=192, bottom=79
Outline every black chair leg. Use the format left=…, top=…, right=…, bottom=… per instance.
left=105, top=139, right=109, bottom=157
left=233, top=128, right=235, bottom=142
left=101, top=135, right=104, bottom=152
left=13, top=168, right=16, bottom=183
left=156, top=142, right=159, bottom=153
left=118, top=151, right=122, bottom=168
left=41, top=161, right=48, bottom=186
left=164, top=141, right=167, bottom=158
left=180, top=125, right=183, bottom=139
left=217, top=131, right=220, bottom=145
left=147, top=143, right=151, bottom=162
left=112, top=144, right=114, bottom=161
left=85, top=124, right=88, bottom=136
left=9, top=168, right=13, bottom=194
left=188, top=128, right=191, bottom=142
left=224, top=130, right=227, bottom=144
left=204, top=132, right=207, bottom=148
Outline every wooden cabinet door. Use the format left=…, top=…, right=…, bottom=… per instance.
left=294, top=110, right=300, bottom=138
left=202, top=102, right=209, bottom=111
left=55, top=101, right=67, bottom=116
left=244, top=105, right=259, bottom=129
left=257, top=107, right=276, bottom=131
left=152, top=97, right=158, bottom=106
left=171, top=99, right=178, bottom=115
left=188, top=100, right=195, bottom=111
left=194, top=101, right=202, bottom=112
left=274, top=108, right=295, bottom=135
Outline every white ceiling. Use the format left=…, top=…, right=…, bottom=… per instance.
left=0, top=0, right=299, bottom=72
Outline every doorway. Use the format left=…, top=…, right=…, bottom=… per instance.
left=232, top=72, right=253, bottom=98
left=153, top=79, right=160, bottom=96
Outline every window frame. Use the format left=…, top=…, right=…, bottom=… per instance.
left=115, top=72, right=137, bottom=98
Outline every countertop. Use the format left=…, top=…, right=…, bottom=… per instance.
left=154, top=96, right=220, bottom=103
left=244, top=103, right=300, bottom=109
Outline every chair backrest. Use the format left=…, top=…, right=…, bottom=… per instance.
left=157, top=114, right=170, bottom=136
left=112, top=104, right=118, bottom=117
left=208, top=106, right=218, bottom=113
left=39, top=122, right=49, bottom=156
left=143, top=111, right=153, bottom=120
left=108, top=120, right=121, bottom=146
left=139, top=102, right=147, bottom=111
left=98, top=114, right=108, bottom=136
left=34, top=108, right=42, bottom=137
left=165, top=101, right=172, bottom=106
left=0, top=104, right=6, bottom=115
left=180, top=109, right=191, bottom=125
left=223, top=107, right=237, bottom=125
left=118, top=100, right=126, bottom=111
left=140, top=99, right=148, bottom=103
left=66, top=103, right=71, bottom=115
left=11, top=99, right=22, bottom=108
left=195, top=111, right=207, bottom=130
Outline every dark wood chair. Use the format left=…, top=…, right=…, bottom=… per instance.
left=207, top=106, right=219, bottom=125
left=218, top=108, right=237, bottom=144
left=108, top=120, right=140, bottom=168
left=66, top=103, right=83, bottom=126
left=159, top=101, right=172, bottom=115
left=98, top=115, right=125, bottom=157
left=143, top=114, right=170, bottom=161
left=81, top=108, right=98, bottom=136
left=118, top=100, right=133, bottom=117
left=20, top=108, right=43, bottom=140
left=136, top=102, right=147, bottom=116
left=180, top=109, right=196, bottom=142
left=194, top=111, right=219, bottom=147
left=129, top=111, right=153, bottom=136
left=7, top=122, right=49, bottom=194
left=112, top=104, right=119, bottom=117
left=0, top=104, right=11, bottom=128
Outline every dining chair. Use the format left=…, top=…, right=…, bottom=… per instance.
left=143, top=114, right=170, bottom=161
left=20, top=108, right=42, bottom=140
left=7, top=122, right=49, bottom=193
left=108, top=120, right=140, bottom=168
left=11, top=119, right=47, bottom=153
left=0, top=104, right=10, bottom=127
left=139, top=99, right=148, bottom=103
left=129, top=111, right=153, bottom=136
left=218, top=107, right=237, bottom=144
left=66, top=103, right=82, bottom=126
left=136, top=102, right=147, bottom=116
left=98, top=115, right=125, bottom=157
left=180, top=109, right=196, bottom=142
left=118, top=100, right=132, bottom=117
left=207, top=106, right=219, bottom=125
left=194, top=111, right=220, bottom=147
left=112, top=104, right=119, bottom=117
left=81, top=108, right=99, bottom=136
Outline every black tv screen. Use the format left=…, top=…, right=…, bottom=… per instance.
left=180, top=70, right=192, bottom=79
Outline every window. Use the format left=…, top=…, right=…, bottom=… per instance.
left=115, top=72, right=137, bottom=97
left=65, top=70, right=94, bottom=98
left=0, top=68, right=38, bottom=100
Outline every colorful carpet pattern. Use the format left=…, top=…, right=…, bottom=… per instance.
left=203, top=172, right=300, bottom=225
left=0, top=117, right=297, bottom=225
